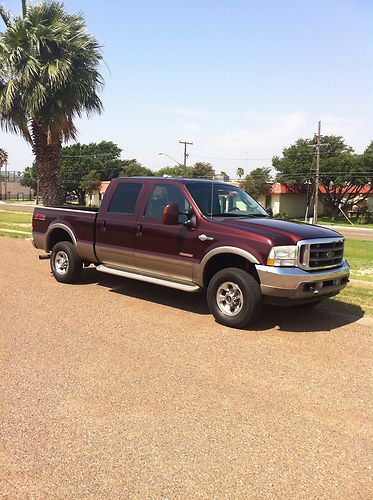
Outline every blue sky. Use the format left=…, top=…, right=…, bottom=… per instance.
left=1, top=0, right=372, bottom=177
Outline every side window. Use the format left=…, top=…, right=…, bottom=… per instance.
left=145, top=184, right=191, bottom=223
left=108, top=182, right=142, bottom=214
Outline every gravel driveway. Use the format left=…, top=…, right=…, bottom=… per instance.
left=0, top=238, right=372, bottom=498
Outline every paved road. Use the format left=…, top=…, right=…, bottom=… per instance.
left=0, top=237, right=372, bottom=498
left=0, top=202, right=35, bottom=213
left=327, top=226, right=373, bottom=240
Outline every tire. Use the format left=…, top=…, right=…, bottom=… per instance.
left=50, top=241, right=83, bottom=284
left=207, top=268, right=262, bottom=328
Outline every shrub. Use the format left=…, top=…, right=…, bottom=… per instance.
left=357, top=214, right=373, bottom=225
left=274, top=211, right=289, bottom=220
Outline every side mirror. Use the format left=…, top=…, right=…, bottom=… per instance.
left=266, top=207, right=273, bottom=217
left=163, top=203, right=179, bottom=225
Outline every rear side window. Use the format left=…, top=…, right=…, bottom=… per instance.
left=108, top=182, right=142, bottom=214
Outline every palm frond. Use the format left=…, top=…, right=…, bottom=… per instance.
left=0, top=5, right=10, bottom=27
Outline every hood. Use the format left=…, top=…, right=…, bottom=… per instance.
left=216, top=217, right=342, bottom=245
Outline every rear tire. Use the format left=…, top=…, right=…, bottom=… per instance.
left=50, top=241, right=82, bottom=284
left=207, top=268, right=262, bottom=328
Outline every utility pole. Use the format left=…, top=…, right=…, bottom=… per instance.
left=179, top=140, right=193, bottom=175
left=307, top=121, right=328, bottom=224
left=313, top=121, right=321, bottom=224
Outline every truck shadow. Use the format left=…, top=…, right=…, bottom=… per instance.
left=80, top=268, right=364, bottom=333
left=251, top=302, right=364, bottom=333
left=80, top=268, right=209, bottom=315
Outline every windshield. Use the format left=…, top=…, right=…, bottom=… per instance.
left=185, top=182, right=268, bottom=218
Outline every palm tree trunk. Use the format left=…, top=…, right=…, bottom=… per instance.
left=32, top=121, right=64, bottom=206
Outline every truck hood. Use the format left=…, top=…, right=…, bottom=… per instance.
left=216, top=217, right=343, bottom=245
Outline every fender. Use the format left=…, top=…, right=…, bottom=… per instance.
left=194, top=245, right=260, bottom=286
left=46, top=222, right=77, bottom=251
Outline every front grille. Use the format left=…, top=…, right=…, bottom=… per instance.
left=298, top=238, right=344, bottom=270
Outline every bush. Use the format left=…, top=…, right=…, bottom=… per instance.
left=356, top=214, right=373, bottom=225
left=274, top=211, right=289, bottom=220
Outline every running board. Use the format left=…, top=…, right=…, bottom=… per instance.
left=96, top=265, right=201, bottom=293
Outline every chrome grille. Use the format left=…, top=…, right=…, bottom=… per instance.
left=298, top=238, right=344, bottom=270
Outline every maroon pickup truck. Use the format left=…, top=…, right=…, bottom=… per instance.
left=32, top=177, right=349, bottom=328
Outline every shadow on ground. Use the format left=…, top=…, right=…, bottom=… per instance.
left=251, top=302, right=364, bottom=333
left=78, top=268, right=364, bottom=333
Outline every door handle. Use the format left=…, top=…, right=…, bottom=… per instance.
left=136, top=224, right=143, bottom=237
left=101, top=220, right=107, bottom=231
left=198, top=234, right=214, bottom=241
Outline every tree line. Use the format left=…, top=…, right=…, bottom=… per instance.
left=20, top=140, right=217, bottom=204
left=19, top=135, right=373, bottom=218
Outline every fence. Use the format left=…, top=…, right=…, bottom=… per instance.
left=0, top=171, right=34, bottom=201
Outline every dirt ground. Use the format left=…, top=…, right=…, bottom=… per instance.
left=0, top=237, right=372, bottom=498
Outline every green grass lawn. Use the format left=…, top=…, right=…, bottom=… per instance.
left=0, top=210, right=32, bottom=238
left=344, top=239, right=373, bottom=283
left=328, top=286, right=373, bottom=317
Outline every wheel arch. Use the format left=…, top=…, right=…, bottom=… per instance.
left=197, top=247, right=260, bottom=288
left=46, top=223, right=77, bottom=252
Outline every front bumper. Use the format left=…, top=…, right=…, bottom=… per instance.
left=256, top=260, right=350, bottom=302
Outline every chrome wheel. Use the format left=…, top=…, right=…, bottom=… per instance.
left=54, top=251, right=69, bottom=276
left=216, top=281, right=243, bottom=316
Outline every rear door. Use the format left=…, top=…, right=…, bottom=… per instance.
left=95, top=180, right=144, bottom=268
left=134, top=182, right=196, bottom=282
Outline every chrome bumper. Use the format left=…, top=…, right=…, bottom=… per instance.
left=256, top=260, right=350, bottom=300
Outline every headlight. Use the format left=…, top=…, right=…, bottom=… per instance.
left=267, top=245, right=297, bottom=267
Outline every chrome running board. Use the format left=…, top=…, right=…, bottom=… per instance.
left=96, top=265, right=201, bottom=293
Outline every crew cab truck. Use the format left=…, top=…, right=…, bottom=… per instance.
left=32, top=177, right=350, bottom=328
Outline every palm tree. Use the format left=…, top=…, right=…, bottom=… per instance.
left=0, top=147, right=7, bottom=200
left=0, top=1, right=103, bottom=205
left=236, top=167, right=244, bottom=180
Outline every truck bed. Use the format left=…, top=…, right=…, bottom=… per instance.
left=32, top=206, right=98, bottom=263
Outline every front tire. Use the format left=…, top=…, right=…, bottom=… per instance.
left=50, top=241, right=82, bottom=284
left=207, top=268, right=262, bottom=328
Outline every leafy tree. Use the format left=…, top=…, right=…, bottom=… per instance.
left=364, top=140, right=373, bottom=156
left=61, top=141, right=122, bottom=204
left=0, top=147, right=7, bottom=176
left=20, top=163, right=38, bottom=191
left=236, top=167, right=244, bottom=179
left=120, top=159, right=154, bottom=177
left=190, top=162, right=215, bottom=179
left=240, top=167, right=272, bottom=199
left=272, top=135, right=372, bottom=218
left=79, top=169, right=101, bottom=206
left=0, top=1, right=103, bottom=206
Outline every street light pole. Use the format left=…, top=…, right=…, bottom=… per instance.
left=158, top=152, right=183, bottom=167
